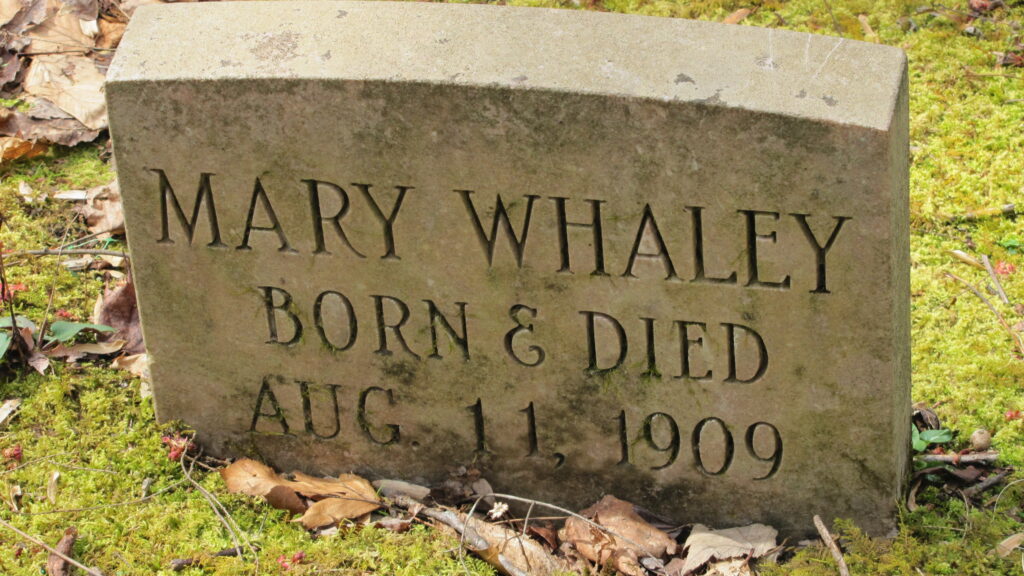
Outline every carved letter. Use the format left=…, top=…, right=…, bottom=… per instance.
left=455, top=190, right=539, bottom=268
left=353, top=183, right=411, bottom=260
left=424, top=300, right=469, bottom=360
left=622, top=204, right=678, bottom=280
left=641, top=317, right=660, bottom=378
left=250, top=375, right=290, bottom=434
left=738, top=210, right=790, bottom=289
left=504, top=304, right=545, bottom=367
left=304, top=179, right=366, bottom=258
left=793, top=213, right=851, bottom=294
left=314, top=290, right=357, bottom=352
left=551, top=197, right=607, bottom=275
left=258, top=286, right=302, bottom=346
left=580, top=310, right=628, bottom=374
left=372, top=295, right=420, bottom=359
left=299, top=381, right=342, bottom=439
left=238, top=178, right=295, bottom=252
left=357, top=386, right=400, bottom=445
left=675, top=320, right=712, bottom=381
left=688, top=206, right=737, bottom=284
left=152, top=169, right=225, bottom=247
left=723, top=323, right=768, bottom=383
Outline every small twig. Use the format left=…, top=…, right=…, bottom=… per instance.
left=962, top=469, right=1012, bottom=498
left=822, top=0, right=843, bottom=36
left=946, top=273, right=1024, bottom=357
left=813, top=515, right=850, bottom=576
left=964, top=66, right=1021, bottom=80
left=179, top=448, right=259, bottom=573
left=947, top=203, right=1017, bottom=223
left=981, top=255, right=1010, bottom=305
left=36, top=215, right=78, bottom=349
left=18, top=481, right=183, bottom=516
left=915, top=451, right=999, bottom=464
left=5, top=249, right=129, bottom=259
left=0, top=517, right=104, bottom=576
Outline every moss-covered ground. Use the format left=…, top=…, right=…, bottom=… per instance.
left=2, top=0, right=1023, bottom=574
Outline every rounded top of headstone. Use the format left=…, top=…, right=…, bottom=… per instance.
left=107, top=0, right=906, bottom=131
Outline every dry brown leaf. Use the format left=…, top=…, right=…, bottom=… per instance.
left=561, top=495, right=677, bottom=568
left=45, top=339, right=125, bottom=361
left=0, top=51, right=23, bottom=89
left=92, top=275, right=144, bottom=355
left=1, top=136, right=48, bottom=162
left=723, top=8, right=751, bottom=25
left=24, top=0, right=95, bottom=53
left=996, top=532, right=1024, bottom=557
left=680, top=524, right=777, bottom=575
left=295, top=492, right=381, bottom=530
left=45, top=526, right=77, bottom=576
left=77, top=181, right=123, bottom=236
left=95, top=16, right=124, bottom=49
left=110, top=352, right=148, bottom=379
left=220, top=459, right=307, bottom=513
left=23, top=53, right=107, bottom=130
left=0, top=398, right=22, bottom=429
left=1, top=0, right=22, bottom=26
left=466, top=514, right=571, bottom=576
left=0, top=101, right=101, bottom=147
left=2, top=0, right=49, bottom=51
left=221, top=458, right=382, bottom=525
left=27, top=350, right=50, bottom=374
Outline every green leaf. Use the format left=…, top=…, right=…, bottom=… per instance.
left=919, top=429, right=953, bottom=444
left=46, top=321, right=115, bottom=343
left=911, top=425, right=928, bottom=452
left=0, top=315, right=36, bottom=330
left=0, top=332, right=10, bottom=360
left=998, top=236, right=1022, bottom=254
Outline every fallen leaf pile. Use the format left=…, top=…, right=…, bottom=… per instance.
left=221, top=459, right=782, bottom=576
left=0, top=0, right=215, bottom=163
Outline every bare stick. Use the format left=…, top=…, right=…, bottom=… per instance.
left=946, top=273, right=1024, bottom=357
left=180, top=454, right=242, bottom=559
left=915, top=451, right=999, bottom=465
left=179, top=450, right=260, bottom=574
left=0, top=517, right=104, bottom=576
left=948, top=203, right=1017, bottom=223
left=18, top=481, right=183, bottom=516
left=36, top=215, right=78, bottom=349
left=962, top=469, right=1011, bottom=498
left=813, top=515, right=850, bottom=576
left=981, top=255, right=1010, bottom=305
left=6, top=249, right=130, bottom=259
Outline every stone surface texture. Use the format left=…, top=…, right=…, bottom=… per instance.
left=107, top=1, right=909, bottom=537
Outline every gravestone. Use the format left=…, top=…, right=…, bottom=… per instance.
left=106, top=1, right=909, bottom=537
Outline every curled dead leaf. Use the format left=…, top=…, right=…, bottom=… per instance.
left=680, top=523, right=777, bottom=575
left=92, top=276, right=144, bottom=355
left=1, top=136, right=48, bottom=162
left=295, top=492, right=380, bottom=530
left=77, top=181, right=123, bottom=237
left=221, top=459, right=382, bottom=527
left=560, top=495, right=676, bottom=569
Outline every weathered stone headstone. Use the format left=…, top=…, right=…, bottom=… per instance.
left=107, top=1, right=909, bottom=536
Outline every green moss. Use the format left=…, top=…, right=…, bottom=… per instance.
left=2, top=0, right=1024, bottom=573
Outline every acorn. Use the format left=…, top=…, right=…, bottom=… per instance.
left=970, top=429, right=992, bottom=452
